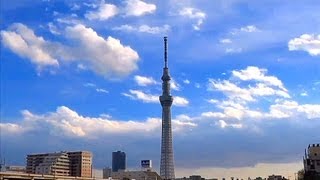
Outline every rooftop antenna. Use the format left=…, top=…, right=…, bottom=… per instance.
left=164, top=36, right=168, bottom=68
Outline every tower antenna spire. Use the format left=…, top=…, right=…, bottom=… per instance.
left=164, top=36, right=168, bottom=68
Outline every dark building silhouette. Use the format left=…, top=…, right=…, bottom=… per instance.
left=112, top=151, right=126, bottom=172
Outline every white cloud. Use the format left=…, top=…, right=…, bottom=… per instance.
left=0, top=23, right=59, bottom=68
left=268, top=100, right=320, bottom=119
left=0, top=106, right=196, bottom=138
left=300, top=92, right=308, bottom=96
left=85, top=1, right=118, bottom=20
left=240, top=25, right=259, bottom=33
left=195, top=83, right=201, bottom=88
left=179, top=7, right=206, bottom=30
left=47, top=22, right=60, bottom=35
left=217, top=120, right=243, bottom=129
left=64, top=24, right=139, bottom=79
left=232, top=66, right=287, bottom=91
left=122, top=90, right=158, bottom=103
left=220, top=39, right=232, bottom=44
left=83, top=83, right=96, bottom=87
left=183, top=79, right=190, bottom=84
left=1, top=23, right=140, bottom=79
left=122, top=90, right=189, bottom=106
left=134, top=75, right=158, bottom=86
left=170, top=79, right=180, bottom=91
left=113, top=24, right=170, bottom=34
left=208, top=79, right=255, bottom=102
left=71, top=3, right=80, bottom=11
left=202, top=66, right=315, bottom=125
left=123, top=0, right=156, bottom=16
left=96, top=88, right=108, bottom=93
left=225, top=48, right=242, bottom=54
left=173, top=96, right=189, bottom=107
left=0, top=123, right=25, bottom=135
left=288, top=34, right=320, bottom=56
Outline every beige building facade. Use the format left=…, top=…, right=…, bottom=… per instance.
left=26, top=151, right=92, bottom=178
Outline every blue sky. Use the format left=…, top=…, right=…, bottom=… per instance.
left=1, top=0, right=320, bottom=179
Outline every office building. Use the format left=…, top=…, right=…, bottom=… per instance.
left=26, top=151, right=92, bottom=177
left=304, top=143, right=320, bottom=178
left=159, top=37, right=175, bottom=179
left=112, top=151, right=126, bottom=172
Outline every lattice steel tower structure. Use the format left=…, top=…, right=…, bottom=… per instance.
left=159, top=36, right=175, bottom=180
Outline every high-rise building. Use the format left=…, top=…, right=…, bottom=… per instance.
left=68, top=151, right=92, bottom=178
left=26, top=151, right=92, bottom=178
left=159, top=36, right=175, bottom=179
left=112, top=151, right=126, bottom=172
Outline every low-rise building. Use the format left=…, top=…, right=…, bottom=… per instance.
left=111, top=170, right=161, bottom=180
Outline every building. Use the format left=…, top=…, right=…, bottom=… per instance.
left=26, top=151, right=92, bottom=178
left=111, top=170, right=161, bottom=180
left=27, top=152, right=70, bottom=176
left=304, top=144, right=320, bottom=173
left=3, top=166, right=26, bottom=173
left=176, top=175, right=218, bottom=180
left=68, top=151, right=92, bottom=178
left=159, top=37, right=175, bottom=179
left=267, top=175, right=288, bottom=180
left=141, top=160, right=152, bottom=171
left=303, top=143, right=320, bottom=179
left=103, top=167, right=112, bottom=179
left=112, top=151, right=126, bottom=172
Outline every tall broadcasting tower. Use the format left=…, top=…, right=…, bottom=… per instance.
left=159, top=37, right=175, bottom=180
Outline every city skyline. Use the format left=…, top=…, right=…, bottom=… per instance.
left=1, top=0, right=320, bottom=179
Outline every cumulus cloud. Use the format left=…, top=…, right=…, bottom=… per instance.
left=0, top=106, right=195, bottom=138
left=113, top=24, right=170, bottom=34
left=123, top=0, right=156, bottom=16
left=203, top=66, right=320, bottom=126
left=179, top=7, right=206, bottom=30
left=122, top=90, right=189, bottom=106
left=1, top=23, right=140, bottom=79
left=65, top=24, right=139, bottom=79
left=288, top=34, right=320, bottom=56
left=232, top=66, right=287, bottom=91
left=0, top=23, right=59, bottom=69
left=84, top=0, right=156, bottom=21
left=84, top=1, right=118, bottom=20
left=134, top=75, right=158, bottom=86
